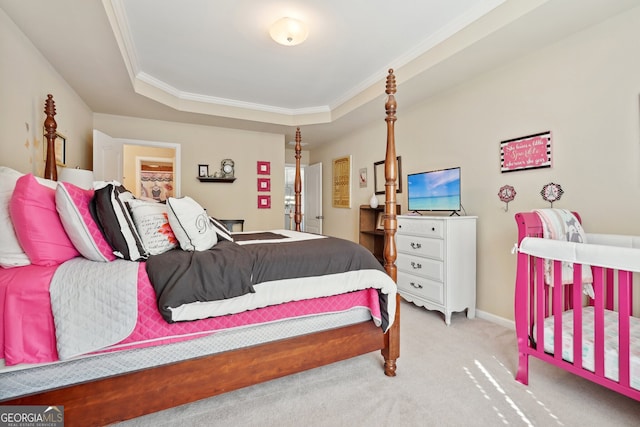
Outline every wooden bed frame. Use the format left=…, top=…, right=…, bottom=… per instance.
left=3, top=69, right=401, bottom=425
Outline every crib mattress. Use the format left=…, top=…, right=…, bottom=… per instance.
left=540, top=307, right=640, bottom=390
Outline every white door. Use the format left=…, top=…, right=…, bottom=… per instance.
left=93, top=129, right=123, bottom=182
left=305, top=162, right=322, bottom=234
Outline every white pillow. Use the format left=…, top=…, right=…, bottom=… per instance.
left=55, top=182, right=117, bottom=262
left=166, top=196, right=217, bottom=251
left=127, top=199, right=178, bottom=255
left=0, top=167, right=57, bottom=268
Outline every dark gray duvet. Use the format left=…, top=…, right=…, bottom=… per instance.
left=146, top=233, right=389, bottom=326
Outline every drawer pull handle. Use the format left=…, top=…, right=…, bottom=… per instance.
left=410, top=282, right=423, bottom=289
left=410, top=261, right=422, bottom=269
left=431, top=227, right=435, bottom=231
left=410, top=242, right=422, bottom=249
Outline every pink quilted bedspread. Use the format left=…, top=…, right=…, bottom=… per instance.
left=1, top=262, right=382, bottom=365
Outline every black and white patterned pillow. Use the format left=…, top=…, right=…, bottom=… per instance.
left=209, top=216, right=234, bottom=242
left=92, top=183, right=149, bottom=261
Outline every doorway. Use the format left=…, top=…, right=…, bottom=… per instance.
left=93, top=129, right=181, bottom=198
left=284, top=165, right=303, bottom=230
left=284, top=162, right=322, bottom=233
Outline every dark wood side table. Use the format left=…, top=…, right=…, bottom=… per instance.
left=219, top=219, right=244, bottom=232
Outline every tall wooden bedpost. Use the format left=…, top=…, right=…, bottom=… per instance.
left=294, top=127, right=303, bottom=231
left=382, top=68, right=400, bottom=376
left=43, top=94, right=58, bottom=181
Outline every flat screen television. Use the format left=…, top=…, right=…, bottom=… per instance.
left=407, top=167, right=461, bottom=213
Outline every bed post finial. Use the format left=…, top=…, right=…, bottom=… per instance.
left=294, top=127, right=302, bottom=231
left=43, top=94, right=58, bottom=181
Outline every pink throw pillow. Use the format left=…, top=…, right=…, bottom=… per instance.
left=9, top=174, right=80, bottom=266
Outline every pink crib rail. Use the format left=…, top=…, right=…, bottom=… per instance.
left=514, top=212, right=639, bottom=401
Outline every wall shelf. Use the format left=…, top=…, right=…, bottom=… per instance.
left=197, top=177, right=236, bottom=183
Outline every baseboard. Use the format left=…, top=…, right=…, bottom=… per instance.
left=475, top=309, right=514, bottom=330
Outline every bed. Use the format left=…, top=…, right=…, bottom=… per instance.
left=514, top=209, right=640, bottom=401
left=0, top=70, right=402, bottom=425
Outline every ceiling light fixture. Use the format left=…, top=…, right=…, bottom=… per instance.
left=269, top=17, right=308, bottom=46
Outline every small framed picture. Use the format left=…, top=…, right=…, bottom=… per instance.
left=258, top=195, right=271, bottom=209
left=376, top=212, right=385, bottom=230
left=257, top=161, right=271, bottom=175
left=198, top=164, right=209, bottom=177
left=374, top=156, right=402, bottom=195
left=257, top=178, right=270, bottom=192
left=42, top=131, right=66, bottom=166
left=359, top=167, right=367, bottom=188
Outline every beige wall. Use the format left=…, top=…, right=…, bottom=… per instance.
left=312, top=7, right=640, bottom=321
left=4, top=4, right=640, bottom=322
left=0, top=8, right=93, bottom=175
left=93, top=114, right=286, bottom=231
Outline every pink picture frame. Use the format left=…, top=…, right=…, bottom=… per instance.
left=257, top=161, right=270, bottom=175
left=257, top=178, right=270, bottom=192
left=500, top=131, right=552, bottom=173
left=258, top=195, right=271, bottom=209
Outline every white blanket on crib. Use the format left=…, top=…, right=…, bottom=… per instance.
left=538, top=307, right=640, bottom=390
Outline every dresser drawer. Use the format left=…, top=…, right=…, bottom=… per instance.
left=398, top=217, right=444, bottom=238
left=397, top=253, right=443, bottom=282
left=397, top=271, right=444, bottom=305
left=396, top=234, right=443, bottom=260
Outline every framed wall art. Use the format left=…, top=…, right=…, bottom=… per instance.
left=374, top=156, right=402, bottom=195
left=257, top=178, right=270, bottom=192
left=43, top=131, right=66, bottom=166
left=136, top=157, right=175, bottom=202
left=332, top=155, right=351, bottom=208
left=376, top=212, right=385, bottom=230
left=257, top=161, right=270, bottom=175
left=358, top=167, right=367, bottom=188
left=258, top=195, right=271, bottom=209
left=500, top=131, right=552, bottom=173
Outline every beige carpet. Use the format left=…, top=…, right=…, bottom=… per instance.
left=115, top=301, right=640, bottom=426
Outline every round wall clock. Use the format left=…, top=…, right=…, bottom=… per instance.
left=221, top=159, right=235, bottom=179
left=540, top=182, right=563, bottom=206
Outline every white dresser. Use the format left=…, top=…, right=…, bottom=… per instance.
left=396, top=215, right=477, bottom=325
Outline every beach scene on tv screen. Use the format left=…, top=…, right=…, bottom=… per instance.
left=408, top=168, right=460, bottom=211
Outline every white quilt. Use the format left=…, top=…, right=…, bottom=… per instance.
left=539, top=307, right=640, bottom=390
left=49, top=258, right=139, bottom=359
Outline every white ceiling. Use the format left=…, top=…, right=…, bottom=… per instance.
left=1, top=0, right=638, bottom=147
